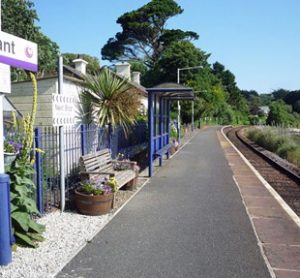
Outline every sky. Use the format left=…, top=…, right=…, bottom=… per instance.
left=32, top=0, right=300, bottom=94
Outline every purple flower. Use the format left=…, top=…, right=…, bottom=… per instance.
left=104, top=185, right=112, bottom=193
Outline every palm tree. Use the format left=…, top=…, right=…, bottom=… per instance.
left=81, top=68, right=141, bottom=134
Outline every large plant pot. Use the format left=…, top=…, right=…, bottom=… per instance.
left=74, top=190, right=113, bottom=216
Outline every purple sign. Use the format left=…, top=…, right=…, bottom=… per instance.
left=0, top=31, right=38, bottom=72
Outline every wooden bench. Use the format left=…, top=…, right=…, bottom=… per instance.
left=79, top=149, right=138, bottom=191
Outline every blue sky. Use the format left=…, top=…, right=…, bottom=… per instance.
left=32, top=0, right=300, bottom=93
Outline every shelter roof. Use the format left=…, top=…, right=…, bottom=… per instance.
left=147, top=83, right=194, bottom=100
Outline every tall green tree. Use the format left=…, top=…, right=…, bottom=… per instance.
left=212, top=62, right=248, bottom=114
left=101, top=0, right=198, bottom=68
left=1, top=0, right=38, bottom=40
left=158, top=41, right=209, bottom=83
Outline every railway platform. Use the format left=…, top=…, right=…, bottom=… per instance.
left=58, top=127, right=299, bottom=278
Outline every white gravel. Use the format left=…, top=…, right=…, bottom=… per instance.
left=0, top=211, right=113, bottom=278
left=0, top=177, right=149, bottom=278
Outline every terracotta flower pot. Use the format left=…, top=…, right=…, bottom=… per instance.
left=74, top=190, right=114, bottom=216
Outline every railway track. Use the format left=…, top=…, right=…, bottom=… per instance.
left=225, top=126, right=300, bottom=216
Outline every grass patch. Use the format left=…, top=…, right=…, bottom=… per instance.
left=246, top=127, right=300, bottom=167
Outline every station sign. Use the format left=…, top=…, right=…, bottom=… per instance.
left=0, top=31, right=38, bottom=72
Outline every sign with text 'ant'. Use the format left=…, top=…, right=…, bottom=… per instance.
left=0, top=31, right=38, bottom=72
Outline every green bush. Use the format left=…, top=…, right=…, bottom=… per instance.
left=246, top=127, right=300, bottom=166
left=287, top=149, right=300, bottom=166
left=277, top=141, right=297, bottom=158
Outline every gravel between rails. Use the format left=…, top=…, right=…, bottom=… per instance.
left=0, top=177, right=148, bottom=278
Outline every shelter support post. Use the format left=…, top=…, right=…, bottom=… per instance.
left=166, top=100, right=170, bottom=159
left=192, top=100, right=194, bottom=131
left=148, top=93, right=154, bottom=177
left=159, top=98, right=163, bottom=166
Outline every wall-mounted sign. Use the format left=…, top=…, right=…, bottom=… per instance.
left=52, top=94, right=76, bottom=126
left=0, top=31, right=37, bottom=72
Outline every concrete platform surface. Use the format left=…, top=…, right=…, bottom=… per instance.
left=58, top=127, right=271, bottom=278
left=218, top=129, right=300, bottom=278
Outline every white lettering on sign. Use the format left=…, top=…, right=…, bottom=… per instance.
left=0, top=31, right=37, bottom=72
left=52, top=94, right=76, bottom=126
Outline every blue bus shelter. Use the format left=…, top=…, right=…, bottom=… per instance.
left=147, top=83, right=194, bottom=177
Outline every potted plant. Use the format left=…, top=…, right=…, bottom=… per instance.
left=74, top=175, right=118, bottom=216
left=4, top=140, right=22, bottom=166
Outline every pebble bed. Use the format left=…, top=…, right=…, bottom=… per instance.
left=0, top=178, right=148, bottom=278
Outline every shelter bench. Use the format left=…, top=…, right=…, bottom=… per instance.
left=79, top=149, right=138, bottom=191
left=154, top=143, right=172, bottom=158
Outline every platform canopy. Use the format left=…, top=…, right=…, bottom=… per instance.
left=147, top=83, right=194, bottom=176
left=147, top=82, right=194, bottom=100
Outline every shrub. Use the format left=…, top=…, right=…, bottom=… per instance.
left=246, top=127, right=300, bottom=166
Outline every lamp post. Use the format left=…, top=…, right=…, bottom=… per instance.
left=177, top=66, right=203, bottom=138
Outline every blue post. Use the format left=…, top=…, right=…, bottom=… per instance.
left=80, top=125, right=87, bottom=155
left=0, top=174, right=12, bottom=266
left=159, top=98, right=163, bottom=166
left=148, top=92, right=154, bottom=177
left=166, top=100, right=170, bottom=159
left=34, top=128, right=43, bottom=214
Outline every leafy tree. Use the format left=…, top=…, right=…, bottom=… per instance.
left=212, top=62, right=248, bottom=114
left=272, top=89, right=290, bottom=100
left=241, top=90, right=259, bottom=101
left=1, top=0, right=59, bottom=80
left=157, top=41, right=209, bottom=84
left=283, top=90, right=300, bottom=112
left=81, top=68, right=141, bottom=133
left=1, top=0, right=38, bottom=40
left=101, top=0, right=198, bottom=68
left=266, top=100, right=293, bottom=126
left=260, top=93, right=273, bottom=106
left=63, top=53, right=101, bottom=74
left=35, top=32, right=59, bottom=78
left=247, top=95, right=262, bottom=115
left=294, top=100, right=300, bottom=113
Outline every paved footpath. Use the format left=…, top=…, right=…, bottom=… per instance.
left=58, top=127, right=271, bottom=278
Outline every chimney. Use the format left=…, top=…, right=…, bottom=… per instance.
left=115, top=62, right=131, bottom=80
left=72, top=58, right=88, bottom=75
left=132, top=71, right=141, bottom=85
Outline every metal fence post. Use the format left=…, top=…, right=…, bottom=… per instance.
left=80, top=125, right=87, bottom=155
left=0, top=174, right=12, bottom=265
left=108, top=124, right=113, bottom=153
left=34, top=128, right=43, bottom=214
left=110, top=127, right=118, bottom=159
left=59, top=126, right=65, bottom=212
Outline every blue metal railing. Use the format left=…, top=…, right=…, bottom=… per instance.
left=4, top=123, right=147, bottom=212
left=35, top=123, right=147, bottom=211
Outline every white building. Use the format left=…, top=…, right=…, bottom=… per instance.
left=8, top=60, right=147, bottom=127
